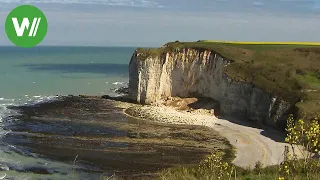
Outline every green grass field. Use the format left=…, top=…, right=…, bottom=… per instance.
left=137, top=41, right=320, bottom=120
left=199, top=40, right=320, bottom=45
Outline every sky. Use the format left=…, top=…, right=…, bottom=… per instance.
left=0, top=0, right=319, bottom=47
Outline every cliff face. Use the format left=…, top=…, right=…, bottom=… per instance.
left=129, top=48, right=295, bottom=127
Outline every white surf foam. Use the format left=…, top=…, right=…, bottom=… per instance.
left=0, top=98, right=15, bottom=102
left=0, top=95, right=59, bottom=138
left=24, top=95, right=59, bottom=106
left=0, top=104, right=13, bottom=138
left=112, top=81, right=125, bottom=85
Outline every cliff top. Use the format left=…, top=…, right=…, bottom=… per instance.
left=136, top=41, right=320, bottom=119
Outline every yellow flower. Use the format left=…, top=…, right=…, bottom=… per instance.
left=279, top=177, right=285, bottom=180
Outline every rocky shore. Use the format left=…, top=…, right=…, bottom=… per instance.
left=3, top=95, right=232, bottom=179
left=110, top=95, right=295, bottom=168
left=124, top=104, right=215, bottom=127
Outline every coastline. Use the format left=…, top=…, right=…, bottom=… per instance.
left=1, top=93, right=300, bottom=180
left=117, top=96, right=293, bottom=168
left=3, top=95, right=231, bottom=179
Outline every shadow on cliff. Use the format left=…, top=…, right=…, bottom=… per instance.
left=18, top=63, right=128, bottom=75
left=260, top=128, right=286, bottom=143
left=172, top=97, right=286, bottom=143
left=187, top=97, right=220, bottom=111
left=219, top=115, right=286, bottom=143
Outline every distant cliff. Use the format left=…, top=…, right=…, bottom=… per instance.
left=128, top=42, right=320, bottom=128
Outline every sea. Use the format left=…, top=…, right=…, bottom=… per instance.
left=0, top=46, right=135, bottom=179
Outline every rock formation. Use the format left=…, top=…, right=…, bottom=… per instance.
left=129, top=48, right=296, bottom=128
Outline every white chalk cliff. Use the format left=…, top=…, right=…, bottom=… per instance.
left=129, top=48, right=295, bottom=128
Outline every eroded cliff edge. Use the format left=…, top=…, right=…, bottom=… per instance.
left=128, top=47, right=298, bottom=128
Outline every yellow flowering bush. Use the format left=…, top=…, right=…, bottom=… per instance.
left=285, top=115, right=320, bottom=159
left=279, top=115, right=320, bottom=179
left=198, top=152, right=235, bottom=180
left=279, top=146, right=295, bottom=180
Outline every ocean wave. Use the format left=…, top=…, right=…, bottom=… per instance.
left=0, top=105, right=13, bottom=138
left=112, top=82, right=125, bottom=85
left=24, top=95, right=59, bottom=106
left=112, top=81, right=129, bottom=86
left=0, top=98, right=15, bottom=102
left=0, top=105, right=14, bottom=121
left=0, top=95, right=59, bottom=138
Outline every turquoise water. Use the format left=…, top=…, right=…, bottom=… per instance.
left=0, top=46, right=135, bottom=179
left=0, top=46, right=133, bottom=100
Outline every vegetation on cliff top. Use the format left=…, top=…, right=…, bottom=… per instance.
left=136, top=41, right=320, bottom=120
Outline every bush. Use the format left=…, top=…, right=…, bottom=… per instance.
left=279, top=115, right=320, bottom=180
left=198, top=152, right=235, bottom=179
left=254, top=161, right=263, bottom=174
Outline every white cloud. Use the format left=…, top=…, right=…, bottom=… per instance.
left=0, top=0, right=319, bottom=46
left=0, top=0, right=319, bottom=15
left=5, top=10, right=316, bottom=46
left=253, top=2, right=264, bottom=6
left=0, top=0, right=161, bottom=8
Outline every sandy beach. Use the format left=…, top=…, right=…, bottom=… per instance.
left=122, top=101, right=297, bottom=168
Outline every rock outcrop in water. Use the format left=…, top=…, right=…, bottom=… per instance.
left=128, top=48, right=295, bottom=128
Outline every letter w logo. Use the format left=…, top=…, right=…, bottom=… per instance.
left=12, top=18, right=41, bottom=37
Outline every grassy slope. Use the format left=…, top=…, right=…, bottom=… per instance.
left=136, top=41, right=320, bottom=120
left=159, top=164, right=320, bottom=180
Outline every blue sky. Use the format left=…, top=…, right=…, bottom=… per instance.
left=0, top=0, right=319, bottom=46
